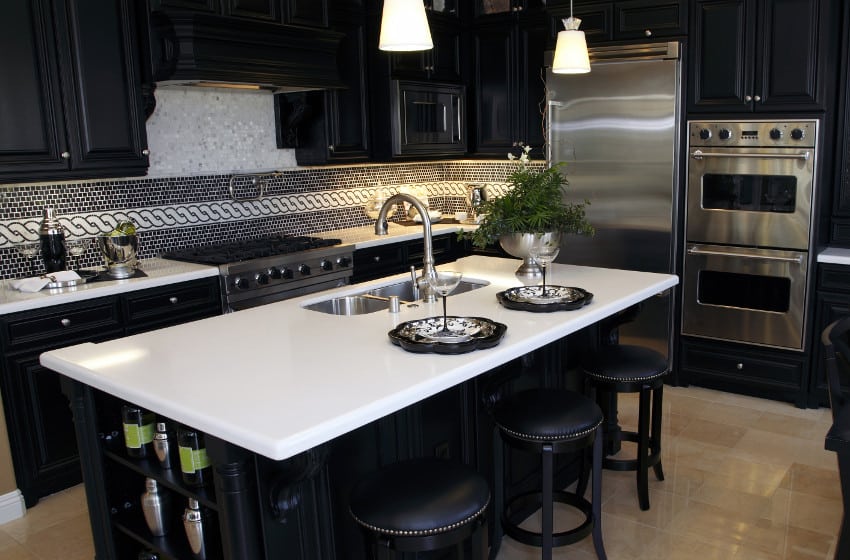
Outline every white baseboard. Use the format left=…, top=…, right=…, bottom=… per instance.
left=0, top=489, right=26, bottom=524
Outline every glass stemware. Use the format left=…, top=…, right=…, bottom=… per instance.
left=66, top=238, right=91, bottom=271
left=529, top=235, right=561, bottom=297
left=15, top=242, right=41, bottom=275
left=427, top=270, right=463, bottom=333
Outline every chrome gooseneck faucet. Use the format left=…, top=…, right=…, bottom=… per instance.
left=374, top=193, right=436, bottom=302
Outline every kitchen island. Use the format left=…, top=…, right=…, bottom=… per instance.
left=41, top=256, right=678, bottom=559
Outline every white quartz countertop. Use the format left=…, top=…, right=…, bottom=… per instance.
left=0, top=258, right=219, bottom=314
left=41, top=255, right=678, bottom=461
left=818, top=247, right=850, bottom=265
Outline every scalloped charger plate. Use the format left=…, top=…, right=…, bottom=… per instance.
left=388, top=316, right=508, bottom=354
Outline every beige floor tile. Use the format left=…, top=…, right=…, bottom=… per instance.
left=780, top=462, right=842, bottom=500
left=19, top=513, right=94, bottom=560
left=599, top=486, right=688, bottom=530
left=1, top=486, right=88, bottom=543
left=753, top=410, right=827, bottom=440
left=781, top=525, right=837, bottom=560
left=677, top=417, right=749, bottom=448
left=634, top=531, right=701, bottom=560
left=0, top=540, right=40, bottom=560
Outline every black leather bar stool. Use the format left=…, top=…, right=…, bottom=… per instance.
left=581, top=344, right=668, bottom=511
left=492, top=389, right=607, bottom=560
left=349, top=458, right=490, bottom=559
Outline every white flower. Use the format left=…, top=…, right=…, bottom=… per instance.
left=507, top=153, right=516, bottom=161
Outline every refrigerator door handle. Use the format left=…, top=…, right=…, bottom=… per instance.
left=690, top=149, right=810, bottom=161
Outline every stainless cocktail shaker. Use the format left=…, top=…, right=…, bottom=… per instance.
left=141, top=478, right=171, bottom=536
left=183, top=498, right=207, bottom=560
left=153, top=422, right=174, bottom=469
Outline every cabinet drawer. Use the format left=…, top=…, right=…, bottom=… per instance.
left=615, top=0, right=685, bottom=39
left=680, top=339, right=804, bottom=388
left=0, top=297, right=122, bottom=352
left=819, top=263, right=850, bottom=294
left=408, top=234, right=456, bottom=265
left=353, top=244, right=406, bottom=281
left=123, top=278, right=221, bottom=333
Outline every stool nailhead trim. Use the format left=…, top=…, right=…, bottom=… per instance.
left=350, top=498, right=490, bottom=537
left=584, top=370, right=668, bottom=383
left=497, top=418, right=602, bottom=442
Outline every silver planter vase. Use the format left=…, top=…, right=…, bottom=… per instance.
left=499, top=232, right=559, bottom=278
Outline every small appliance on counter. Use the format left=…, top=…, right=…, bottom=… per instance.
left=39, top=207, right=67, bottom=273
left=98, top=233, right=139, bottom=278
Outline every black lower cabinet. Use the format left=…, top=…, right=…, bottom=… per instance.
left=351, top=232, right=466, bottom=283
left=809, top=264, right=850, bottom=407
left=0, top=277, right=221, bottom=507
left=678, top=336, right=809, bottom=408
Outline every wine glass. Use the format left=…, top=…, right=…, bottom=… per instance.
left=15, top=242, right=41, bottom=275
left=529, top=235, right=561, bottom=297
left=427, top=270, right=463, bottom=334
left=66, top=238, right=91, bottom=271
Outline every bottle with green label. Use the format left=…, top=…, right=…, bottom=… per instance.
left=178, top=427, right=211, bottom=487
left=122, top=405, right=156, bottom=458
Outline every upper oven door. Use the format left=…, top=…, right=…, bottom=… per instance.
left=686, top=147, right=814, bottom=250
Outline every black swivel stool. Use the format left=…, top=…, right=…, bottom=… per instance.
left=349, top=458, right=490, bottom=559
left=581, top=344, right=668, bottom=511
left=492, top=389, right=607, bottom=560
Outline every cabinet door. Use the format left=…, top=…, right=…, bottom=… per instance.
left=223, top=0, right=280, bottom=21
left=473, top=24, right=518, bottom=154
left=53, top=0, right=148, bottom=175
left=150, top=0, right=219, bottom=11
left=615, top=0, right=686, bottom=40
left=753, top=0, right=822, bottom=112
left=325, top=20, right=371, bottom=161
left=285, top=0, right=328, bottom=27
left=688, top=0, right=754, bottom=112
left=428, top=19, right=462, bottom=82
left=0, top=1, right=70, bottom=176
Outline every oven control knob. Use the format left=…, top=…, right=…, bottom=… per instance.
left=234, top=277, right=250, bottom=290
left=698, top=128, right=711, bottom=140
left=268, top=267, right=282, bottom=280
left=280, top=267, right=293, bottom=279
left=336, top=256, right=351, bottom=268
left=255, top=272, right=270, bottom=285
left=718, top=128, right=732, bottom=140
left=320, top=259, right=333, bottom=271
left=769, top=128, right=783, bottom=140
left=299, top=264, right=311, bottom=276
left=791, top=128, right=806, bottom=140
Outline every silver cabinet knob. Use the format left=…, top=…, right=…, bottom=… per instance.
left=142, top=148, right=150, bottom=156
left=736, top=362, right=744, bottom=370
left=753, top=95, right=761, bottom=102
left=60, top=151, right=70, bottom=159
left=373, top=255, right=381, bottom=263
left=744, top=95, right=753, bottom=102
left=60, top=318, right=71, bottom=327
left=645, top=29, right=652, bottom=36
left=328, top=145, right=335, bottom=152
left=169, top=296, right=178, bottom=304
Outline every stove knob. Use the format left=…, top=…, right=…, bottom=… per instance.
left=268, top=267, right=282, bottom=279
left=280, top=267, right=293, bottom=279
left=791, top=128, right=806, bottom=140
left=299, top=264, right=311, bottom=276
left=769, top=128, right=783, bottom=140
left=336, top=256, right=352, bottom=268
left=698, top=128, right=711, bottom=140
left=718, top=128, right=732, bottom=140
left=320, top=260, right=333, bottom=271
left=234, top=277, right=250, bottom=290
left=255, top=272, right=270, bottom=285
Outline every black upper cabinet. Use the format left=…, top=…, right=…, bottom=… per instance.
left=476, top=0, right=545, bottom=17
left=551, top=1, right=685, bottom=44
left=223, top=0, right=280, bottom=21
left=472, top=11, right=547, bottom=156
left=155, top=0, right=327, bottom=26
left=389, top=17, right=462, bottom=82
left=0, top=0, right=149, bottom=183
left=689, top=0, right=830, bottom=113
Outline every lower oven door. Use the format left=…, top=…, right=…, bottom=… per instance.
left=682, top=244, right=808, bottom=350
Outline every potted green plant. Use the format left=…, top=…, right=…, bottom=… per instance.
left=462, top=146, right=594, bottom=275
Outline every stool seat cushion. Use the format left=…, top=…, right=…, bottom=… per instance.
left=582, top=345, right=668, bottom=383
left=493, top=389, right=603, bottom=442
left=349, top=459, right=490, bottom=537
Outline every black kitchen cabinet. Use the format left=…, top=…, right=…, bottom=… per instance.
left=154, top=0, right=327, bottom=26
left=388, top=16, right=463, bottom=83
left=0, top=278, right=221, bottom=508
left=679, top=336, right=809, bottom=408
left=351, top=233, right=464, bottom=283
left=476, top=0, right=545, bottom=17
left=472, top=10, right=547, bottom=156
left=809, top=264, right=850, bottom=407
left=826, top=3, right=850, bottom=245
left=549, top=0, right=685, bottom=43
left=278, top=0, right=371, bottom=164
left=688, top=0, right=837, bottom=113
left=0, top=0, right=149, bottom=183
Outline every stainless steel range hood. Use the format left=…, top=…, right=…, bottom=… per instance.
left=149, top=12, right=345, bottom=92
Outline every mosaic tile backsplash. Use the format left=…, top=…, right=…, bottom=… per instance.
left=0, top=161, right=537, bottom=280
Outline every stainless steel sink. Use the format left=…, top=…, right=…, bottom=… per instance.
left=303, top=279, right=489, bottom=315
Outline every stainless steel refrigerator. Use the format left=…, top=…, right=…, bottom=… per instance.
left=546, top=41, right=681, bottom=358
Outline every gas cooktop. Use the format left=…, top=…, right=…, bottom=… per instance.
left=161, top=235, right=343, bottom=265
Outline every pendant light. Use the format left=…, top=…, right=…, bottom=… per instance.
left=552, top=1, right=590, bottom=74
left=379, top=0, right=433, bottom=52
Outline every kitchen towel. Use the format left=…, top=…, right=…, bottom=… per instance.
left=12, top=271, right=81, bottom=292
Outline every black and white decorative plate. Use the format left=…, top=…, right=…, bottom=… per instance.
left=496, top=286, right=593, bottom=312
left=388, top=316, right=507, bottom=354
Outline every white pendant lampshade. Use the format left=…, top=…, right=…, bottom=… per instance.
left=379, top=0, right=433, bottom=52
left=552, top=16, right=591, bottom=74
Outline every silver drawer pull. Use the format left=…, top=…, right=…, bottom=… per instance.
left=736, top=363, right=744, bottom=370
left=690, top=149, right=810, bottom=161
left=60, top=318, right=71, bottom=327
left=687, top=246, right=803, bottom=264
left=169, top=296, right=179, bottom=304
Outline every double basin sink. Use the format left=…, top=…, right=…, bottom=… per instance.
left=304, top=278, right=489, bottom=315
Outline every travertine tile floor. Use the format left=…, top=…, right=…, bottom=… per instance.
left=0, top=386, right=841, bottom=559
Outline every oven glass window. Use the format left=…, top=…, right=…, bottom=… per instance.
left=697, top=270, right=790, bottom=312
left=702, top=174, right=797, bottom=213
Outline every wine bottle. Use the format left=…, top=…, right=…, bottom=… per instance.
left=122, top=405, right=155, bottom=458
left=178, top=427, right=211, bottom=487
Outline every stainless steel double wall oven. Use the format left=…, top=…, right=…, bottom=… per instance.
left=682, top=120, right=819, bottom=350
